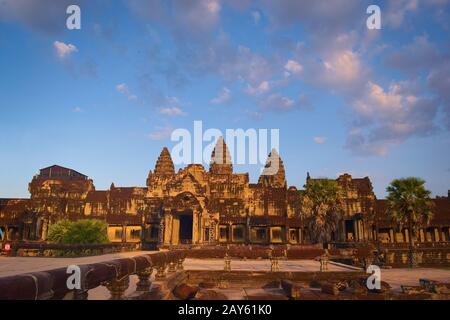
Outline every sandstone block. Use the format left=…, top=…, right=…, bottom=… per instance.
left=173, top=284, right=199, bottom=300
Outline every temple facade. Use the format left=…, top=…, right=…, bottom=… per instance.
left=1, top=139, right=449, bottom=249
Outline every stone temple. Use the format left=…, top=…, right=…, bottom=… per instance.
left=1, top=138, right=449, bottom=249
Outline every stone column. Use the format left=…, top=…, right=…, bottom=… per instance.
left=155, top=263, right=167, bottom=280
left=389, top=229, right=395, bottom=243
left=168, top=261, right=177, bottom=273
left=192, top=211, right=197, bottom=245
left=209, top=220, right=216, bottom=243
left=122, top=225, right=127, bottom=243
left=136, top=268, right=153, bottom=292
left=105, top=276, right=130, bottom=300
left=419, top=228, right=425, bottom=242
left=159, top=218, right=165, bottom=244
left=41, top=219, right=48, bottom=241
left=434, top=228, right=440, bottom=242
left=224, top=254, right=231, bottom=272
left=177, top=257, right=185, bottom=270
left=360, top=220, right=365, bottom=241
left=163, top=212, right=171, bottom=245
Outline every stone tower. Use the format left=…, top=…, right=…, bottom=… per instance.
left=154, top=147, right=175, bottom=176
left=147, top=147, right=175, bottom=186
left=258, top=149, right=286, bottom=188
left=209, top=137, right=233, bottom=175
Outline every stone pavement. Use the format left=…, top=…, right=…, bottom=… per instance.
left=380, top=268, right=450, bottom=292
left=184, top=258, right=355, bottom=272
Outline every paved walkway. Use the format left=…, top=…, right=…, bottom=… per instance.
left=0, top=251, right=156, bottom=278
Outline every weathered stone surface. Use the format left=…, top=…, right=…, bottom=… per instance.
left=281, top=280, right=302, bottom=298
left=321, top=283, right=339, bottom=296
left=369, top=281, right=391, bottom=294
left=402, top=285, right=429, bottom=294
left=196, top=289, right=228, bottom=300
left=419, top=278, right=437, bottom=289
left=173, top=284, right=199, bottom=300
left=246, top=293, right=289, bottom=300
left=347, top=279, right=368, bottom=295
left=333, top=280, right=348, bottom=291
left=432, top=283, right=450, bottom=294
left=263, top=280, right=280, bottom=288
left=198, top=282, right=216, bottom=289
left=309, top=280, right=325, bottom=288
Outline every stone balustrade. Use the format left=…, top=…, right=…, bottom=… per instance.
left=4, top=241, right=141, bottom=257
left=0, top=250, right=185, bottom=300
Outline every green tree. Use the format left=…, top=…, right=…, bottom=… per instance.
left=386, top=177, right=434, bottom=267
left=48, top=219, right=109, bottom=244
left=301, top=179, right=344, bottom=244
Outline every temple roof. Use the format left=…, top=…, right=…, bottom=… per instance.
left=210, top=137, right=233, bottom=175
left=37, top=165, right=88, bottom=180
left=375, top=198, right=450, bottom=226
left=258, top=149, right=286, bottom=188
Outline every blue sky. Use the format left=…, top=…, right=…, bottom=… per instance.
left=1, top=0, right=449, bottom=198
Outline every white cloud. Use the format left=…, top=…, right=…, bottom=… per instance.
left=251, top=11, right=261, bottom=25
left=318, top=50, right=362, bottom=86
left=53, top=41, right=77, bottom=58
left=72, top=107, right=83, bottom=113
left=157, top=96, right=187, bottom=115
left=284, top=60, right=303, bottom=75
left=385, top=0, right=419, bottom=28
left=127, top=0, right=221, bottom=39
left=345, top=80, right=439, bottom=156
left=116, top=83, right=137, bottom=101
left=261, top=94, right=294, bottom=111
left=245, top=81, right=270, bottom=96
left=159, top=107, right=186, bottom=116
left=313, top=137, right=326, bottom=144
left=147, top=126, right=174, bottom=141
left=211, top=87, right=231, bottom=104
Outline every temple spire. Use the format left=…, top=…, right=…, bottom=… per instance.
left=154, top=147, right=175, bottom=176
left=258, top=148, right=286, bottom=188
left=209, top=137, right=233, bottom=175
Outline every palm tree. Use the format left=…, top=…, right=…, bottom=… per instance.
left=301, top=179, right=344, bottom=245
left=386, top=177, right=434, bottom=268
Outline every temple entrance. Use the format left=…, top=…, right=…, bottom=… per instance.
left=179, top=212, right=193, bottom=244
left=345, top=220, right=355, bottom=241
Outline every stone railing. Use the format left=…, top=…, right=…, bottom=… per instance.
left=183, top=244, right=335, bottom=260
left=4, top=241, right=141, bottom=257
left=0, top=250, right=185, bottom=300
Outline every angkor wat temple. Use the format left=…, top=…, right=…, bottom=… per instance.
left=1, top=138, right=449, bottom=249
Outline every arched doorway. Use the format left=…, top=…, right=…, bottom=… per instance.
left=163, top=192, right=203, bottom=246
